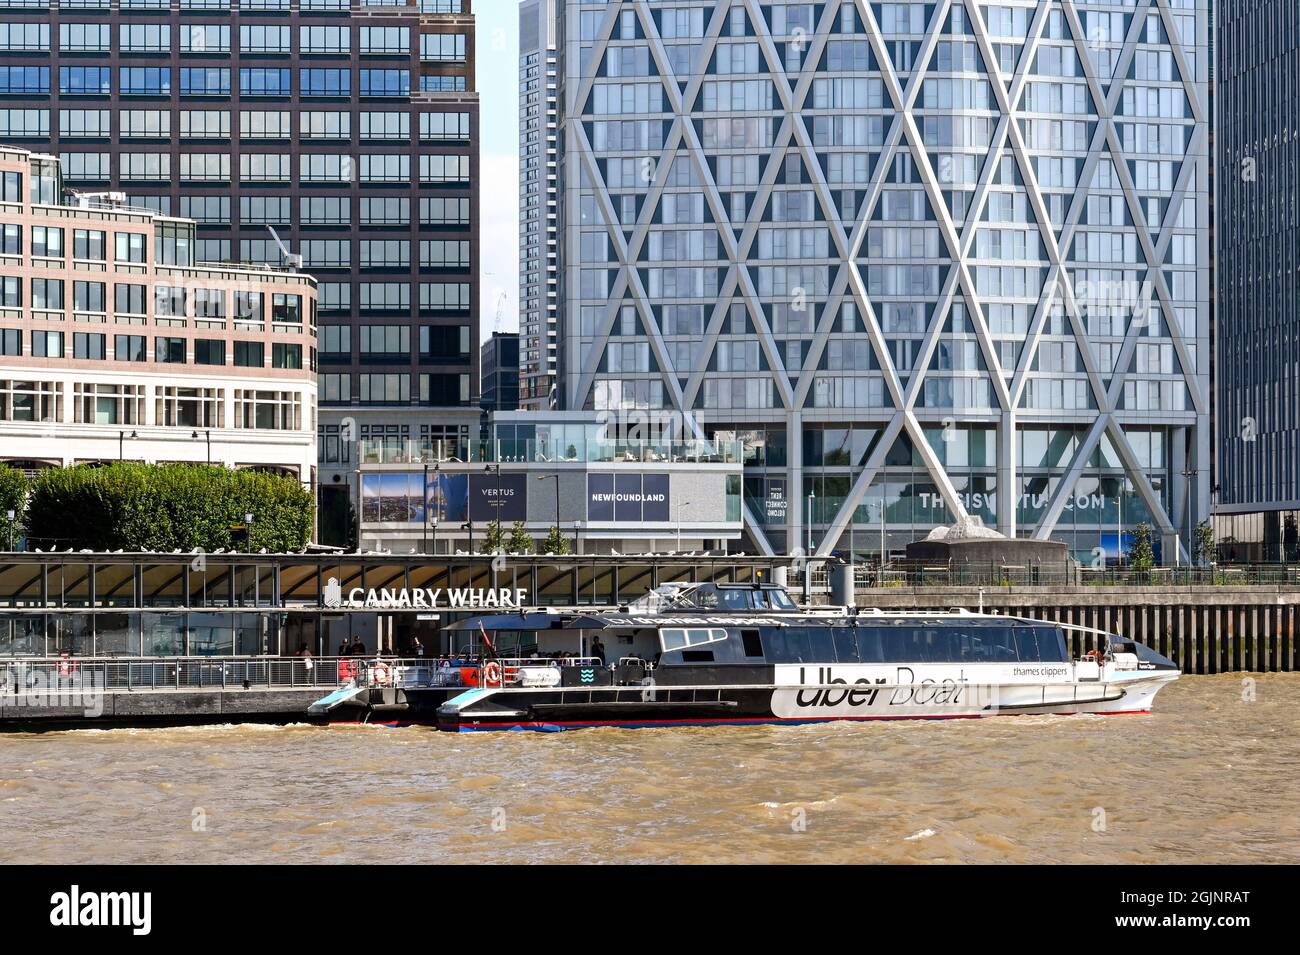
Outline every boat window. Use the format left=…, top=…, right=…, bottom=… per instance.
left=748, top=589, right=771, bottom=610
left=1033, top=627, right=1068, bottom=662
left=1127, top=639, right=1176, bottom=669
left=879, top=628, right=915, bottom=662
left=659, top=627, right=727, bottom=653
left=856, top=629, right=884, bottom=663
left=1013, top=626, right=1066, bottom=662
left=927, top=628, right=961, bottom=663
left=950, top=626, right=1019, bottom=663
left=806, top=625, right=835, bottom=662
left=741, top=629, right=763, bottom=657
left=681, top=649, right=715, bottom=663
left=768, top=589, right=797, bottom=610
left=832, top=627, right=858, bottom=663
left=762, top=626, right=811, bottom=663
left=718, top=589, right=749, bottom=611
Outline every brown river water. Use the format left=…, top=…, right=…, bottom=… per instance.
left=1, top=673, right=1298, bottom=864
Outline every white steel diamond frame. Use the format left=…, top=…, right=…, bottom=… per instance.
left=561, top=0, right=1210, bottom=559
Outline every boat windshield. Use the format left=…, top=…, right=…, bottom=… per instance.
left=693, top=585, right=797, bottom=611
left=626, top=584, right=695, bottom=613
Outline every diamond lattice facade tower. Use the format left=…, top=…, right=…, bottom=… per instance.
left=556, top=0, right=1211, bottom=561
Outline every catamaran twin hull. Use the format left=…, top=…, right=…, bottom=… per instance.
left=433, top=663, right=1178, bottom=732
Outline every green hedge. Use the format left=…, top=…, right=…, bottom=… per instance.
left=0, top=464, right=27, bottom=548
left=26, top=463, right=313, bottom=552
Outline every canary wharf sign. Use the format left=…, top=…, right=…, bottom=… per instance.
left=323, top=577, right=527, bottom=611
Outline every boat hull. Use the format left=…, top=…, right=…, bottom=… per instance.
left=434, top=671, right=1178, bottom=732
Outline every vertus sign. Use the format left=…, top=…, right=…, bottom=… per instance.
left=323, top=577, right=527, bottom=610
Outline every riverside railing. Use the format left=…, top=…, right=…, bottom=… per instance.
left=0, top=656, right=378, bottom=692
left=0, top=654, right=611, bottom=694
left=806, top=562, right=1300, bottom=591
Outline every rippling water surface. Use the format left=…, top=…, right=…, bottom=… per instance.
left=2, top=674, right=1298, bottom=864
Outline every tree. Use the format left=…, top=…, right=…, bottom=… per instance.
left=1127, top=522, right=1155, bottom=571
left=508, top=521, right=535, bottom=554
left=479, top=519, right=504, bottom=554
left=541, top=525, right=572, bottom=555
left=1194, top=520, right=1216, bottom=565
left=25, top=463, right=313, bottom=552
left=0, top=464, right=28, bottom=550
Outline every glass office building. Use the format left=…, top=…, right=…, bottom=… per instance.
left=557, top=0, right=1211, bottom=561
left=0, top=0, right=481, bottom=503
left=519, top=0, right=560, bottom=409
left=1216, top=0, right=1300, bottom=561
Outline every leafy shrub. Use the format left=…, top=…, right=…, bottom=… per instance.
left=26, top=463, right=313, bottom=552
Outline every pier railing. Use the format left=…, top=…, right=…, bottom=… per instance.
left=0, top=654, right=617, bottom=693
left=1, top=656, right=369, bottom=692
left=807, top=562, right=1300, bottom=591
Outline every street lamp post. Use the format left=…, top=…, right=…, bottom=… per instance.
left=1117, top=482, right=1125, bottom=568
left=431, top=519, right=439, bottom=556
left=422, top=462, right=440, bottom=554
left=244, top=511, right=254, bottom=552
left=878, top=494, right=887, bottom=577
left=5, top=508, right=14, bottom=552
left=537, top=473, right=560, bottom=549
left=191, top=429, right=211, bottom=465
left=675, top=500, right=692, bottom=552
left=462, top=520, right=473, bottom=554
left=484, top=463, right=503, bottom=550
left=805, top=490, right=815, bottom=602
left=118, top=429, right=138, bottom=461
left=806, top=489, right=815, bottom=555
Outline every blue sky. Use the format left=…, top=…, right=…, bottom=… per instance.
left=477, top=2, right=521, bottom=341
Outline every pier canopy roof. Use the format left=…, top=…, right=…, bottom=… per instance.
left=0, top=553, right=790, bottom=612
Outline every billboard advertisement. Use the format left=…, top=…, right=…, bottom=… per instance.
left=468, top=472, right=528, bottom=522
left=587, top=473, right=671, bottom=522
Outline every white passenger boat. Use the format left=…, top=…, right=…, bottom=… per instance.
left=310, top=583, right=1180, bottom=731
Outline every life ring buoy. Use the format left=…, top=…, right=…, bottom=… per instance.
left=1083, top=649, right=1104, bottom=664
left=482, top=661, right=503, bottom=687
left=371, top=662, right=392, bottom=686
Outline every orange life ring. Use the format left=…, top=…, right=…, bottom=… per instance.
left=482, top=661, right=503, bottom=687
